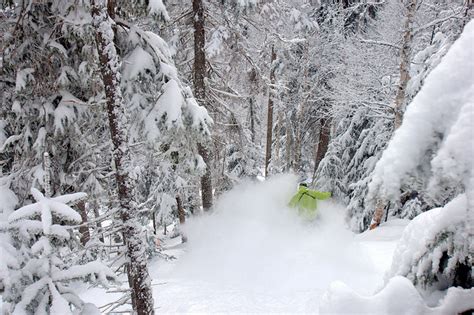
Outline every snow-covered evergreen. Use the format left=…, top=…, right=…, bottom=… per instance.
left=370, top=18, right=474, bottom=291
left=3, top=154, right=114, bottom=314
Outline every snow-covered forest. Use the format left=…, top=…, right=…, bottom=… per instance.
left=0, top=0, right=473, bottom=313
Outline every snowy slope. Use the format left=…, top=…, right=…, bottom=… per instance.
left=80, top=174, right=406, bottom=313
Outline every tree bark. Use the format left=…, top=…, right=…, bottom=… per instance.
left=248, top=69, right=257, bottom=144
left=92, top=201, right=104, bottom=243
left=90, top=3, right=154, bottom=314
left=177, top=195, right=185, bottom=225
left=193, top=0, right=213, bottom=211
left=249, top=98, right=256, bottom=143
left=393, top=0, right=416, bottom=129
left=77, top=200, right=91, bottom=246
left=176, top=195, right=187, bottom=243
left=314, top=118, right=331, bottom=175
left=264, top=46, right=276, bottom=178
left=371, top=0, right=417, bottom=230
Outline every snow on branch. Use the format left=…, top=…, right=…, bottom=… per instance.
left=387, top=194, right=471, bottom=287
left=53, top=261, right=116, bottom=284
left=358, top=38, right=401, bottom=50
left=367, top=20, right=474, bottom=203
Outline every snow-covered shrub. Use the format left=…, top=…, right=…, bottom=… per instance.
left=388, top=195, right=472, bottom=290
left=3, top=187, right=115, bottom=314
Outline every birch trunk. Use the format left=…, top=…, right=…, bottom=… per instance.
left=90, top=3, right=154, bottom=313
left=393, top=0, right=417, bottom=129
left=371, top=0, right=417, bottom=230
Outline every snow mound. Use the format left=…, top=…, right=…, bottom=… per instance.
left=387, top=194, right=472, bottom=288
left=320, top=276, right=474, bottom=315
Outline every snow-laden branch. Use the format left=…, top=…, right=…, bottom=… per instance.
left=358, top=38, right=401, bottom=50
left=53, top=261, right=116, bottom=284
left=413, top=11, right=464, bottom=36
left=0, top=135, right=22, bottom=153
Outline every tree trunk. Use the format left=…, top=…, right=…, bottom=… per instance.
left=394, top=0, right=417, bottom=129
left=285, top=116, right=292, bottom=171
left=90, top=3, right=154, bottom=314
left=371, top=0, right=417, bottom=230
left=176, top=195, right=187, bottom=243
left=77, top=200, right=91, bottom=246
left=264, top=45, right=277, bottom=178
left=293, top=43, right=309, bottom=172
left=177, top=195, right=185, bottom=225
left=193, top=0, right=213, bottom=211
left=92, top=200, right=104, bottom=243
left=249, top=97, right=256, bottom=144
left=248, top=69, right=257, bottom=144
left=314, top=118, right=331, bottom=175
left=273, top=111, right=282, bottom=170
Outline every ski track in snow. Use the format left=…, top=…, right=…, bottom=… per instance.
left=81, top=174, right=406, bottom=313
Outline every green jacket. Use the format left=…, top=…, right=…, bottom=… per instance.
left=288, top=186, right=331, bottom=220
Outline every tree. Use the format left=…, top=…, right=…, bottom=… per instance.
left=369, top=19, right=474, bottom=290
left=3, top=153, right=114, bottom=314
left=90, top=2, right=154, bottom=312
left=369, top=0, right=469, bottom=229
left=264, top=45, right=277, bottom=178
left=193, top=0, right=214, bottom=211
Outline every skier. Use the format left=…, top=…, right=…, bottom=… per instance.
left=288, top=182, right=331, bottom=221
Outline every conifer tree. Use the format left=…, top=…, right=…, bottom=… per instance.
left=3, top=153, right=115, bottom=314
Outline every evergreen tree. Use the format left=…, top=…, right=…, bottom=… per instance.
left=3, top=153, right=114, bottom=314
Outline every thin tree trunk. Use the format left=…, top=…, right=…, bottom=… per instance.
left=371, top=0, right=417, bottom=230
left=177, top=196, right=185, bottom=224
left=273, top=111, right=282, bottom=170
left=77, top=200, right=91, bottom=246
left=176, top=195, right=187, bottom=243
left=264, top=45, right=276, bottom=178
left=248, top=69, right=257, bottom=144
left=314, top=118, right=331, bottom=175
left=286, top=116, right=292, bottom=171
left=90, top=3, right=154, bottom=314
left=92, top=200, right=104, bottom=243
left=193, top=0, right=213, bottom=211
left=394, top=0, right=417, bottom=129
left=294, top=43, right=309, bottom=172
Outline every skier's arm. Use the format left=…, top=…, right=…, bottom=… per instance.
left=308, top=190, right=331, bottom=200
left=288, top=192, right=303, bottom=207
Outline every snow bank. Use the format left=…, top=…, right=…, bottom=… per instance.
left=387, top=194, right=472, bottom=288
left=320, top=276, right=474, bottom=315
left=368, top=20, right=474, bottom=202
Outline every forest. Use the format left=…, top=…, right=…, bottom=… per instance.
left=0, top=0, right=473, bottom=314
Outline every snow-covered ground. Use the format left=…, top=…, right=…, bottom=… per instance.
left=82, top=174, right=408, bottom=313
